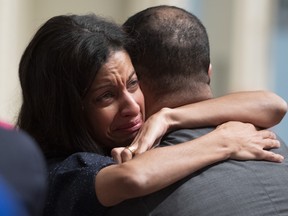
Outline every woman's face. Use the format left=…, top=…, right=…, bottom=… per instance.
left=83, top=50, right=145, bottom=149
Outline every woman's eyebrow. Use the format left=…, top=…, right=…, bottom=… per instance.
left=89, top=80, right=113, bottom=93
left=128, top=71, right=136, bottom=80
left=90, top=71, right=136, bottom=93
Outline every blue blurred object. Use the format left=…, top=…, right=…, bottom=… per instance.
left=0, top=124, right=47, bottom=216
left=0, top=176, right=28, bottom=216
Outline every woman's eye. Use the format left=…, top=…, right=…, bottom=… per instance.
left=95, top=92, right=114, bottom=103
left=127, top=79, right=139, bottom=91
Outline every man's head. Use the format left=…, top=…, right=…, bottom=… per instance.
left=123, top=5, right=213, bottom=117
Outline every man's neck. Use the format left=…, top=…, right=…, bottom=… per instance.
left=145, top=86, right=213, bottom=119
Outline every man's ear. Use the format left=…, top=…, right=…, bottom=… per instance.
left=208, top=63, right=212, bottom=78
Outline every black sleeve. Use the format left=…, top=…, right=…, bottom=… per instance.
left=45, top=152, right=115, bottom=216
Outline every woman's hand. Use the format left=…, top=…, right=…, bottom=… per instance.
left=214, top=121, right=283, bottom=162
left=111, top=108, right=173, bottom=163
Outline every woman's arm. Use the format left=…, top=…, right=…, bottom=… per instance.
left=114, top=90, right=287, bottom=158
left=170, top=90, right=287, bottom=129
left=98, top=121, right=283, bottom=206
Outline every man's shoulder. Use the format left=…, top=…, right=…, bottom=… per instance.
left=160, top=127, right=215, bottom=146
left=148, top=130, right=288, bottom=216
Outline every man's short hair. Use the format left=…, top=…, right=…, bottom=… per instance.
left=123, top=5, right=210, bottom=97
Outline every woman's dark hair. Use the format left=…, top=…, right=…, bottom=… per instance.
left=17, top=14, right=128, bottom=157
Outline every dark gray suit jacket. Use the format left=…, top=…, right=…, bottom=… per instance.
left=106, top=128, right=288, bottom=216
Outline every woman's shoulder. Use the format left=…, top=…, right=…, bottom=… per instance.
left=48, top=152, right=115, bottom=178
left=45, top=152, right=115, bottom=216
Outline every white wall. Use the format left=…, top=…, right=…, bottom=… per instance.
left=0, top=0, right=35, bottom=124
left=229, top=0, right=275, bottom=91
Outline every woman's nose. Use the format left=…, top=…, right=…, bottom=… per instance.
left=120, top=91, right=140, bottom=117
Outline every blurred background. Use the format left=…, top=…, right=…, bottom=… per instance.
left=0, top=0, right=287, bottom=143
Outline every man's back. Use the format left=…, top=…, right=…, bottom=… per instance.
left=118, top=5, right=288, bottom=216
left=107, top=128, right=288, bottom=216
